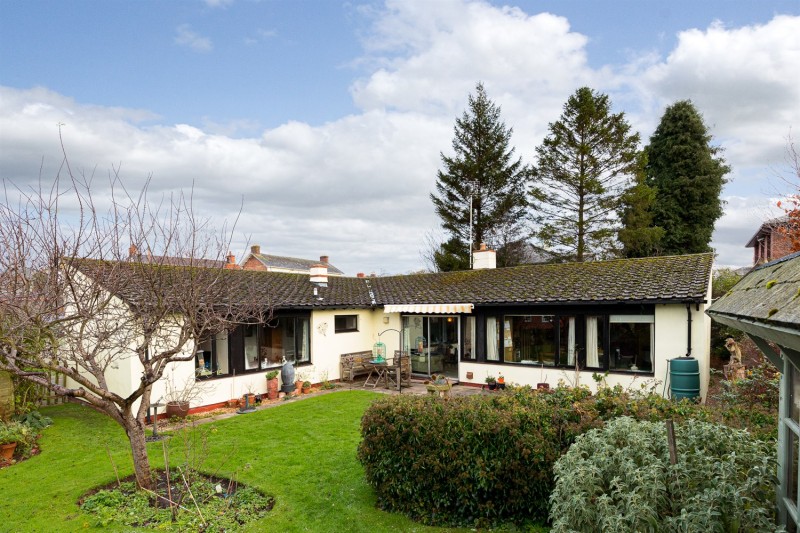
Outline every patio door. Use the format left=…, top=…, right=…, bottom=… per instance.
left=402, top=315, right=459, bottom=379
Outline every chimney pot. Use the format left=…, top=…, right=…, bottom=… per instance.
left=320, top=255, right=329, bottom=264
left=251, top=244, right=261, bottom=255
left=356, top=272, right=365, bottom=278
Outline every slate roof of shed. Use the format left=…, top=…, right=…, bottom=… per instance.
left=73, top=252, right=713, bottom=310
left=707, top=251, right=800, bottom=331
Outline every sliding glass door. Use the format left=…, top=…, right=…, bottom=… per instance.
left=402, top=315, right=459, bottom=379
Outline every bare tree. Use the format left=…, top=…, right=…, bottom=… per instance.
left=0, top=140, right=264, bottom=490
left=777, top=135, right=800, bottom=253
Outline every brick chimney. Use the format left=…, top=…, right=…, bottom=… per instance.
left=356, top=272, right=365, bottom=278
left=310, top=263, right=328, bottom=287
left=128, top=244, right=138, bottom=258
left=251, top=244, right=261, bottom=255
left=320, top=255, right=329, bottom=264
left=224, top=252, right=239, bottom=269
left=473, top=243, right=496, bottom=270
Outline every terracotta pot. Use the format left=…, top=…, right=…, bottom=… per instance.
left=302, top=387, right=311, bottom=394
left=165, top=401, right=190, bottom=419
left=267, top=378, right=279, bottom=400
left=536, top=383, right=550, bottom=390
left=295, top=381, right=304, bottom=394
left=0, top=442, right=17, bottom=461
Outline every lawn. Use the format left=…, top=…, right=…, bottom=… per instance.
left=0, top=391, right=468, bottom=532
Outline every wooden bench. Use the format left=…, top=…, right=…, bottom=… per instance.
left=340, top=351, right=375, bottom=382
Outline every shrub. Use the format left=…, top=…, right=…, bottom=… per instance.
left=549, top=417, right=778, bottom=532
left=358, top=392, right=596, bottom=527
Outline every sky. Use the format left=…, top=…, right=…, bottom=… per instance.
left=1, top=0, right=799, bottom=275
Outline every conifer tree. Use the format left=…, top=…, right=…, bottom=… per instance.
left=430, top=83, right=528, bottom=270
left=645, top=100, right=729, bottom=255
left=530, top=87, right=640, bottom=262
left=619, top=153, right=665, bottom=257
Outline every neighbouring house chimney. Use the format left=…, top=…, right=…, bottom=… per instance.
left=128, top=244, right=138, bottom=258
left=251, top=244, right=261, bottom=255
left=224, top=252, right=238, bottom=269
left=310, top=263, right=328, bottom=287
left=356, top=272, right=365, bottom=278
left=473, top=243, right=496, bottom=270
left=320, top=255, right=329, bottom=264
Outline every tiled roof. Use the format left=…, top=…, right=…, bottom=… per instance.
left=745, top=216, right=790, bottom=248
left=250, top=253, right=345, bottom=275
left=73, top=253, right=713, bottom=311
left=708, top=251, right=800, bottom=330
left=371, top=253, right=713, bottom=305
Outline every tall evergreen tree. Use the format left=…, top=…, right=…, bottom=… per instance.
left=430, top=82, right=528, bottom=271
left=530, top=87, right=640, bottom=262
left=619, top=153, right=665, bottom=257
left=645, top=100, right=730, bottom=255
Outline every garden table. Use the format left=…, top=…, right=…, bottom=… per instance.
left=363, top=360, right=389, bottom=388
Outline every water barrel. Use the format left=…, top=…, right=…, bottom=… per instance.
left=280, top=361, right=296, bottom=394
left=670, top=357, right=700, bottom=400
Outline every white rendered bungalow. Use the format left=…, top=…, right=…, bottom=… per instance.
left=69, top=251, right=713, bottom=412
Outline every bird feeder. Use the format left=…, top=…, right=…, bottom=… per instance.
left=372, top=341, right=386, bottom=363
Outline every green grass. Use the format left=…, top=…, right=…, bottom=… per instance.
left=0, top=391, right=471, bottom=532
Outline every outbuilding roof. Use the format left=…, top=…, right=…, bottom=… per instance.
left=708, top=251, right=800, bottom=331
left=73, top=252, right=713, bottom=311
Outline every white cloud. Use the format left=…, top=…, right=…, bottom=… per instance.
left=2, top=3, right=799, bottom=274
left=174, top=24, right=213, bottom=52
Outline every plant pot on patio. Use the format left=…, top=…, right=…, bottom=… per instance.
left=295, top=381, right=304, bottom=395
left=0, top=442, right=17, bottom=462
left=165, top=401, right=190, bottom=419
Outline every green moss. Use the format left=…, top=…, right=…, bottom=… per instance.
left=767, top=308, right=779, bottom=318
left=766, top=280, right=778, bottom=289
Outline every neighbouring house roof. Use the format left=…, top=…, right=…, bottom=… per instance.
left=73, top=253, right=713, bottom=312
left=707, top=251, right=800, bottom=349
left=245, top=252, right=345, bottom=276
left=745, top=216, right=789, bottom=248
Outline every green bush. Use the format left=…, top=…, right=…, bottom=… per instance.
left=0, top=419, right=37, bottom=456
left=358, top=392, right=606, bottom=527
left=549, top=417, right=778, bottom=532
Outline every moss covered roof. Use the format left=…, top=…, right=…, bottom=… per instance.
left=708, top=251, right=800, bottom=330
left=371, top=253, right=713, bottom=305
left=74, top=253, right=713, bottom=310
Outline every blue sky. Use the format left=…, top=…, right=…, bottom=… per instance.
left=2, top=0, right=799, bottom=274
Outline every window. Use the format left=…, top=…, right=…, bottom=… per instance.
left=194, top=315, right=311, bottom=379
left=194, top=331, right=231, bottom=378
left=334, top=314, right=358, bottom=333
left=486, top=317, right=500, bottom=361
left=609, top=315, right=654, bottom=373
left=504, top=315, right=557, bottom=365
left=462, top=316, right=476, bottom=360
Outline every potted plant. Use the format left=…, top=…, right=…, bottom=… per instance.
left=265, top=370, right=280, bottom=400
left=0, top=421, right=29, bottom=462
left=302, top=381, right=312, bottom=394
left=497, top=373, right=506, bottom=390
left=485, top=375, right=497, bottom=391
left=243, top=384, right=257, bottom=406
left=164, top=375, right=207, bottom=419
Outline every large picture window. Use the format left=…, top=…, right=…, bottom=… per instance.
left=504, top=315, right=557, bottom=365
left=195, top=315, right=310, bottom=379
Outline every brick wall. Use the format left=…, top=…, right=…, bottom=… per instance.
left=242, top=256, right=267, bottom=271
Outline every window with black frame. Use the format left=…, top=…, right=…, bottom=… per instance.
left=334, top=314, right=358, bottom=333
left=195, top=317, right=310, bottom=379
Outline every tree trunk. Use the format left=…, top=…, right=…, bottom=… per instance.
left=125, top=414, right=153, bottom=490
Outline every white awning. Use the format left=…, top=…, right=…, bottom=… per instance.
left=383, top=303, right=474, bottom=314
